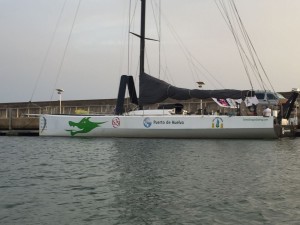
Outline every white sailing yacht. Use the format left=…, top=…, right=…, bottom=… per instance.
left=39, top=0, right=299, bottom=138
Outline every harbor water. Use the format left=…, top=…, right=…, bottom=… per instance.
left=0, top=137, right=300, bottom=225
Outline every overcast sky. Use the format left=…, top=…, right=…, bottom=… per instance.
left=0, top=0, right=299, bottom=103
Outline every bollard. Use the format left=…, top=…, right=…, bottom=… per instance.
left=8, top=108, right=12, bottom=130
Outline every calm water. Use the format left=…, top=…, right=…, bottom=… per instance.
left=0, top=137, right=300, bottom=225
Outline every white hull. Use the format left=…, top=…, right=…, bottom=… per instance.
left=39, top=114, right=278, bottom=139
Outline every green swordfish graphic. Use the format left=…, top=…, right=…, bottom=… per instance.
left=66, top=117, right=107, bottom=136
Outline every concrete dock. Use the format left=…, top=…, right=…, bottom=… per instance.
left=0, top=117, right=39, bottom=136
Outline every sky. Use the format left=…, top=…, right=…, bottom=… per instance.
left=0, top=0, right=299, bottom=103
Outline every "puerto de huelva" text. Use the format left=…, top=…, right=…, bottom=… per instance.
left=153, top=120, right=184, bottom=125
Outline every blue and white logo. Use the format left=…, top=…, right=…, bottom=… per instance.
left=143, top=117, right=152, bottom=128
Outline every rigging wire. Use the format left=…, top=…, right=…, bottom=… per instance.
left=189, top=54, right=226, bottom=89
left=160, top=15, right=201, bottom=85
left=150, top=0, right=175, bottom=84
left=127, top=0, right=138, bottom=76
left=159, top=0, right=161, bottom=78
left=128, top=0, right=132, bottom=75
left=149, top=0, right=161, bottom=78
left=118, top=0, right=133, bottom=78
left=161, top=48, right=175, bottom=85
left=29, top=0, right=68, bottom=102
left=164, top=16, right=221, bottom=89
left=145, top=46, right=151, bottom=75
left=215, top=0, right=254, bottom=90
left=129, top=0, right=139, bottom=81
left=215, top=0, right=276, bottom=93
left=50, top=0, right=82, bottom=101
left=231, top=1, right=276, bottom=93
left=152, top=0, right=223, bottom=89
left=229, top=0, right=264, bottom=89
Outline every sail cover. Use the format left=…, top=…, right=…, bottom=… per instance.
left=139, top=73, right=252, bottom=105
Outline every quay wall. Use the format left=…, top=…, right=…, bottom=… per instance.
left=0, top=118, right=39, bottom=130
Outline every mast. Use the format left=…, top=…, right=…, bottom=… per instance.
left=140, top=0, right=146, bottom=76
left=139, top=0, right=146, bottom=109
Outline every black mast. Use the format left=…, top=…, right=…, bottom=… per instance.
left=140, top=0, right=146, bottom=76
left=139, top=0, right=146, bottom=109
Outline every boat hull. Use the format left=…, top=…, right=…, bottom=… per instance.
left=39, top=114, right=278, bottom=139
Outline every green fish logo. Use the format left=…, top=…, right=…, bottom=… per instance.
left=66, top=117, right=107, bottom=136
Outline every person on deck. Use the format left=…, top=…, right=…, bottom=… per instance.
left=263, top=106, right=272, bottom=117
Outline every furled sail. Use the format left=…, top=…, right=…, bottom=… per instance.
left=139, top=73, right=252, bottom=105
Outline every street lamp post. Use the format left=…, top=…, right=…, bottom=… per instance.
left=196, top=81, right=205, bottom=115
left=56, top=88, right=64, bottom=114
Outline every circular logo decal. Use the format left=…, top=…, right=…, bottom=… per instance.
left=212, top=117, right=224, bottom=129
left=112, top=117, right=121, bottom=128
left=143, top=117, right=152, bottom=128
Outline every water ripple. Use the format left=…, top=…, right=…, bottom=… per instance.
left=0, top=137, right=300, bottom=224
